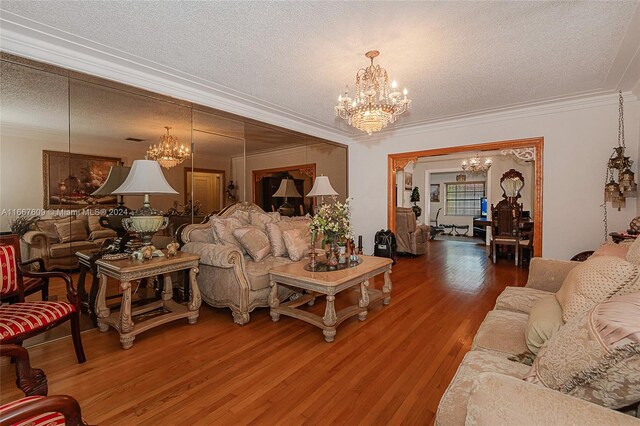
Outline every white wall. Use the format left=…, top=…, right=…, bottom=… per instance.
left=349, top=94, right=640, bottom=259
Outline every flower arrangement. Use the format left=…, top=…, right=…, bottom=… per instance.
left=309, top=198, right=353, bottom=245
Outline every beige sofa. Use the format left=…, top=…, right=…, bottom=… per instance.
left=180, top=202, right=310, bottom=325
left=21, top=212, right=116, bottom=270
left=436, top=257, right=640, bottom=425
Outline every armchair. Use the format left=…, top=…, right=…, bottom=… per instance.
left=0, top=235, right=86, bottom=363
left=395, top=207, right=429, bottom=255
left=0, top=395, right=88, bottom=426
left=0, top=235, right=48, bottom=302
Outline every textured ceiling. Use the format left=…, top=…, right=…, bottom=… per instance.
left=1, top=1, right=639, bottom=135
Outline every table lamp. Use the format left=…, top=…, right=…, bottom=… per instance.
left=91, top=165, right=131, bottom=242
left=306, top=175, right=338, bottom=209
left=112, top=159, right=178, bottom=246
left=273, top=178, right=302, bottom=217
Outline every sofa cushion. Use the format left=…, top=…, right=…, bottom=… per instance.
left=525, top=295, right=564, bottom=354
left=555, top=255, right=640, bottom=322
left=211, top=217, right=245, bottom=252
left=229, top=210, right=250, bottom=225
left=88, top=229, right=117, bottom=241
left=471, top=310, right=529, bottom=355
left=494, top=286, right=554, bottom=314
left=435, top=350, right=530, bottom=426
left=282, top=229, right=309, bottom=262
left=49, top=241, right=99, bottom=258
left=53, top=219, right=88, bottom=243
left=591, top=242, right=629, bottom=260
left=625, top=235, right=640, bottom=265
left=525, top=292, right=640, bottom=409
left=87, top=214, right=105, bottom=233
left=233, top=226, right=271, bottom=261
left=266, top=219, right=311, bottom=257
left=35, top=219, right=63, bottom=243
left=244, top=255, right=293, bottom=291
left=249, top=211, right=280, bottom=233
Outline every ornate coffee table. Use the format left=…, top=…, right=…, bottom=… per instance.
left=95, top=251, right=201, bottom=349
left=268, top=255, right=392, bottom=342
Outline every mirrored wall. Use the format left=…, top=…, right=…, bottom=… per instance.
left=0, top=53, right=348, bottom=235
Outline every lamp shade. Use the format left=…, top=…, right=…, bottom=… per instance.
left=273, top=178, right=302, bottom=198
left=306, top=175, right=338, bottom=197
left=91, top=165, right=131, bottom=196
left=112, top=160, right=178, bottom=195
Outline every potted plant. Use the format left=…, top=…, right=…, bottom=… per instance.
left=410, top=187, right=422, bottom=219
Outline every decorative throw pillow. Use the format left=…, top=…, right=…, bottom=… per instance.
left=211, top=217, right=244, bottom=251
left=87, top=214, right=105, bottom=233
left=229, top=210, right=250, bottom=225
left=555, top=256, right=640, bottom=322
left=524, top=292, right=640, bottom=409
left=232, top=226, right=271, bottom=261
left=626, top=236, right=640, bottom=265
left=525, top=295, right=564, bottom=354
left=36, top=219, right=62, bottom=243
left=266, top=219, right=311, bottom=257
left=53, top=219, right=88, bottom=243
left=282, top=229, right=309, bottom=261
left=249, top=211, right=280, bottom=233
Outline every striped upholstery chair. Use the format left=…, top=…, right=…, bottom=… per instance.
left=0, top=235, right=85, bottom=363
left=0, top=395, right=88, bottom=426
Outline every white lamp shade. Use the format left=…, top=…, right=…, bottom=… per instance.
left=91, top=165, right=131, bottom=196
left=306, top=175, right=338, bottom=197
left=273, top=178, right=302, bottom=198
left=112, top=160, right=178, bottom=195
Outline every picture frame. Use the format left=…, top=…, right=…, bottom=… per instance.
left=43, top=150, right=121, bottom=209
left=430, top=184, right=440, bottom=202
left=404, top=172, right=413, bottom=190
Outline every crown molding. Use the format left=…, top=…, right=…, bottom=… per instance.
left=351, top=91, right=640, bottom=144
left=0, top=12, right=353, bottom=146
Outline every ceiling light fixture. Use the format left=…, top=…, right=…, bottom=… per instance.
left=461, top=154, right=492, bottom=174
left=334, top=50, right=411, bottom=135
left=604, top=91, right=636, bottom=211
left=146, top=126, right=190, bottom=169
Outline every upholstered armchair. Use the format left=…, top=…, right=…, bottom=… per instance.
left=180, top=202, right=297, bottom=325
left=395, top=207, right=429, bottom=256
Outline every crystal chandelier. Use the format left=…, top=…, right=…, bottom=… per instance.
left=334, top=50, right=411, bottom=135
left=461, top=154, right=492, bottom=174
left=604, top=91, right=636, bottom=210
left=146, top=126, right=190, bottom=169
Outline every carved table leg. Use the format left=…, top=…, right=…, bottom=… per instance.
left=187, top=267, right=201, bottom=324
left=119, top=281, right=134, bottom=349
left=96, top=273, right=111, bottom=332
left=323, top=294, right=337, bottom=342
left=269, top=280, right=280, bottom=322
left=162, top=273, right=173, bottom=301
left=383, top=269, right=393, bottom=305
left=359, top=279, right=370, bottom=321
left=77, top=264, right=88, bottom=313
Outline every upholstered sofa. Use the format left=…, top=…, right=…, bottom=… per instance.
left=21, top=212, right=117, bottom=270
left=180, top=202, right=312, bottom=325
left=395, top=207, right=429, bottom=255
left=436, top=254, right=640, bottom=425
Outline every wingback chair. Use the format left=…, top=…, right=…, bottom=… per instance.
left=490, top=200, right=523, bottom=265
left=0, top=235, right=86, bottom=363
left=395, top=207, right=430, bottom=255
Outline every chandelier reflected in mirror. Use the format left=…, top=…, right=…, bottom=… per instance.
left=334, top=50, right=411, bottom=135
left=146, top=126, right=190, bottom=169
left=461, top=154, right=492, bottom=174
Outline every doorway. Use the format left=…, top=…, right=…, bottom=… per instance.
left=185, top=168, right=225, bottom=214
left=388, top=137, right=543, bottom=257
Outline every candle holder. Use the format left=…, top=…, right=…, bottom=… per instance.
left=308, top=246, right=318, bottom=270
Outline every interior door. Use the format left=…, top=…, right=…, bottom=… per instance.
left=186, top=169, right=224, bottom=214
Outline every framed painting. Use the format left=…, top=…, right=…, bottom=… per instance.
left=430, top=184, right=440, bottom=202
left=404, top=172, right=413, bottom=190
left=43, top=150, right=121, bottom=209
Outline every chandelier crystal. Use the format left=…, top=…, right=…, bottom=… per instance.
left=146, top=126, right=190, bottom=169
left=335, top=50, right=411, bottom=135
left=604, top=91, right=636, bottom=211
left=461, top=154, right=492, bottom=174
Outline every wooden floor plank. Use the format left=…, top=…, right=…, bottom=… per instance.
left=0, top=240, right=527, bottom=425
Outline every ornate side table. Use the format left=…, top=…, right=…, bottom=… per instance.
left=95, top=251, right=201, bottom=349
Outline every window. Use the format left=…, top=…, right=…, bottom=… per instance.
left=445, top=182, right=485, bottom=216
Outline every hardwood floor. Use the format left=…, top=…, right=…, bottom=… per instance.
left=1, top=241, right=528, bottom=425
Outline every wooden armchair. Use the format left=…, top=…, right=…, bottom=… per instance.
left=0, top=395, right=88, bottom=426
left=0, top=344, right=47, bottom=397
left=0, top=235, right=86, bottom=363
left=0, top=235, right=49, bottom=302
left=490, top=200, right=523, bottom=266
